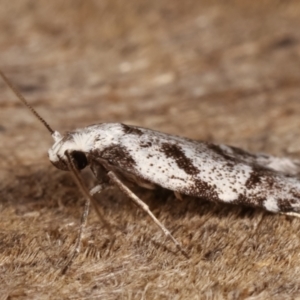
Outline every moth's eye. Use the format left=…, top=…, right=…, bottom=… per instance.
left=71, top=151, right=88, bottom=170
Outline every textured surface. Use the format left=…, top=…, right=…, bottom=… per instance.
left=1, top=1, right=300, bottom=299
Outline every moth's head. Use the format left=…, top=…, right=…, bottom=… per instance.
left=48, top=131, right=89, bottom=171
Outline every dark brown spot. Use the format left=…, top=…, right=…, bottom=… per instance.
left=291, top=189, right=300, bottom=199
left=121, top=124, right=143, bottom=136
left=206, top=143, right=237, bottom=162
left=245, top=165, right=275, bottom=189
left=161, top=143, right=199, bottom=175
left=170, top=175, right=184, bottom=181
left=277, top=198, right=294, bottom=213
left=227, top=145, right=257, bottom=159
left=140, top=141, right=152, bottom=148
left=186, top=178, right=219, bottom=201
left=231, top=194, right=265, bottom=208
left=97, top=145, right=136, bottom=169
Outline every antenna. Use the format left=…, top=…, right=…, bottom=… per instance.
left=0, top=69, right=54, bottom=135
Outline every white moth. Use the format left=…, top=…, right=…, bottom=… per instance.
left=50, top=123, right=300, bottom=214
left=2, top=70, right=300, bottom=272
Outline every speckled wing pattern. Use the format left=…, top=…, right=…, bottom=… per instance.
left=88, top=123, right=300, bottom=214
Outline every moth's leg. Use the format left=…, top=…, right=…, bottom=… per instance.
left=62, top=194, right=91, bottom=274
left=174, top=191, right=183, bottom=201
left=107, top=171, right=188, bottom=257
left=90, top=184, right=108, bottom=196
left=61, top=183, right=110, bottom=274
left=281, top=212, right=300, bottom=218
left=63, top=152, right=115, bottom=274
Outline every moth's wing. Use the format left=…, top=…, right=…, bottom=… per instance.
left=217, top=144, right=300, bottom=176
left=93, top=124, right=300, bottom=213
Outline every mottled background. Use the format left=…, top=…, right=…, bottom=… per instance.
left=1, top=1, right=300, bottom=299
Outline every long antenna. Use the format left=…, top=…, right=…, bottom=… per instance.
left=0, top=69, right=54, bottom=135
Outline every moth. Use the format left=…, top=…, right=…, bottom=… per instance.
left=2, top=70, right=300, bottom=272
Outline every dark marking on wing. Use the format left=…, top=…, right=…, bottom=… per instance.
left=291, top=189, right=300, bottom=199
left=206, top=143, right=237, bottom=162
left=227, top=145, right=257, bottom=159
left=97, top=145, right=136, bottom=169
left=245, top=165, right=275, bottom=189
left=231, top=194, right=265, bottom=208
left=277, top=198, right=295, bottom=213
left=187, top=179, right=219, bottom=201
left=140, top=141, right=152, bottom=148
left=161, top=143, right=199, bottom=175
left=121, top=124, right=143, bottom=136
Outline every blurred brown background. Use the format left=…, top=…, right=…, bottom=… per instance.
left=1, top=1, right=300, bottom=299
